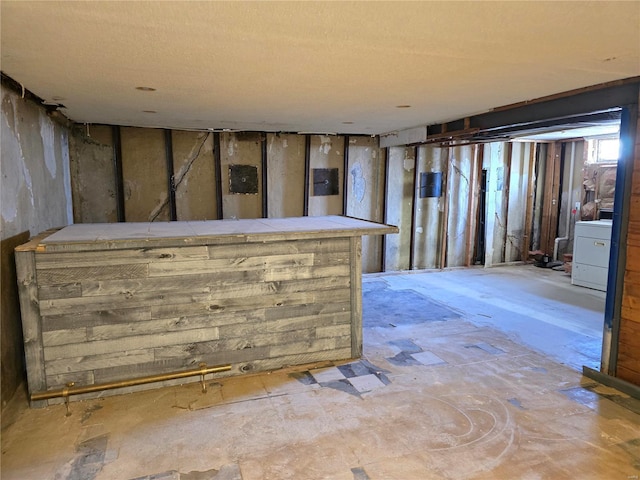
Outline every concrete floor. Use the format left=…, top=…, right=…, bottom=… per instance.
left=2, top=265, right=639, bottom=479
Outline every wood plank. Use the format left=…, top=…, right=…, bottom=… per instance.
left=350, top=236, right=363, bottom=358
left=628, top=197, right=640, bottom=223
left=81, top=276, right=213, bottom=297
left=257, top=311, right=351, bottom=334
left=39, top=290, right=212, bottom=316
left=316, top=324, right=352, bottom=339
left=153, top=340, right=270, bottom=360
left=43, top=327, right=220, bottom=361
left=42, top=307, right=152, bottom=331
left=151, top=288, right=349, bottom=319
left=42, top=328, right=87, bottom=347
left=270, top=336, right=351, bottom=358
left=81, top=270, right=264, bottom=297
left=93, top=347, right=271, bottom=384
left=624, top=244, right=640, bottom=273
left=207, top=238, right=349, bottom=259
left=46, top=371, right=95, bottom=389
left=35, top=246, right=210, bottom=268
left=85, top=313, right=257, bottom=342
left=36, top=264, right=149, bottom=284
left=628, top=232, right=640, bottom=248
left=265, top=264, right=349, bottom=281
left=618, top=319, right=640, bottom=349
left=50, top=346, right=354, bottom=402
left=625, top=269, right=640, bottom=286
left=622, top=305, right=636, bottom=322
left=217, top=312, right=349, bottom=339
left=617, top=348, right=640, bottom=373
left=14, top=249, right=47, bottom=405
left=540, top=143, right=561, bottom=255
left=616, top=365, right=640, bottom=387
left=147, top=253, right=314, bottom=277
left=521, top=143, right=537, bottom=259
left=231, top=347, right=354, bottom=377
left=313, top=252, right=350, bottom=266
left=263, top=301, right=349, bottom=321
left=38, top=216, right=396, bottom=253
left=621, top=293, right=640, bottom=310
left=45, top=348, right=155, bottom=375
left=38, top=282, right=82, bottom=300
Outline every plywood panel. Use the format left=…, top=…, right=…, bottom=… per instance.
left=220, top=132, right=262, bottom=219
left=413, top=145, right=445, bottom=269
left=308, top=135, right=344, bottom=216
left=384, top=147, right=414, bottom=271
left=346, top=136, right=385, bottom=273
left=447, top=145, right=473, bottom=267
left=69, top=125, right=117, bottom=223
left=121, top=127, right=169, bottom=222
left=267, top=133, right=305, bottom=218
left=172, top=131, right=217, bottom=220
left=483, top=142, right=508, bottom=266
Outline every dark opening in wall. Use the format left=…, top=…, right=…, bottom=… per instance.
left=419, top=172, right=442, bottom=198
left=313, top=168, right=339, bottom=196
left=229, top=165, right=259, bottom=194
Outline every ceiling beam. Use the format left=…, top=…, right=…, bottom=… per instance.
left=381, top=77, right=640, bottom=148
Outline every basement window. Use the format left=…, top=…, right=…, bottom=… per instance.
left=587, top=137, right=620, bottom=163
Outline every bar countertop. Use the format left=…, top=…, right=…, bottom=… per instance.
left=29, top=216, right=398, bottom=253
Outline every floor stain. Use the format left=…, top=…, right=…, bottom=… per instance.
left=363, top=287, right=459, bottom=328
left=464, top=342, right=505, bottom=355
left=562, top=384, right=640, bottom=416
left=507, top=398, right=526, bottom=410
left=80, top=404, right=103, bottom=424
left=351, top=466, right=371, bottom=479
left=130, top=464, right=242, bottom=480
left=66, top=434, right=108, bottom=480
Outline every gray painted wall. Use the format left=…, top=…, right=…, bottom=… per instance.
left=1, top=85, right=73, bottom=409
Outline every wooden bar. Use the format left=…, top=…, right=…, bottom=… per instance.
left=16, top=216, right=397, bottom=405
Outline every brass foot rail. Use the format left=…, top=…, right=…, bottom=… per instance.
left=31, top=363, right=232, bottom=415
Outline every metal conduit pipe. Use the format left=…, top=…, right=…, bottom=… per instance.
left=31, top=363, right=232, bottom=404
left=553, top=142, right=576, bottom=261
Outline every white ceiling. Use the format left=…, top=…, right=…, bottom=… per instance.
left=1, top=1, right=639, bottom=135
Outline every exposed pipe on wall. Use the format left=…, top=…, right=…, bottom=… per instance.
left=553, top=142, right=576, bottom=261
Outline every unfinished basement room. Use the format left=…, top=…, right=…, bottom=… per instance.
left=1, top=2, right=640, bottom=479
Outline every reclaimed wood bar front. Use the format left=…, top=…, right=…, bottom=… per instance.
left=16, top=216, right=397, bottom=406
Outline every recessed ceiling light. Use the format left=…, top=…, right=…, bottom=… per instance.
left=396, top=105, right=411, bottom=109
left=136, top=86, right=156, bottom=92
left=142, top=110, right=157, bottom=114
